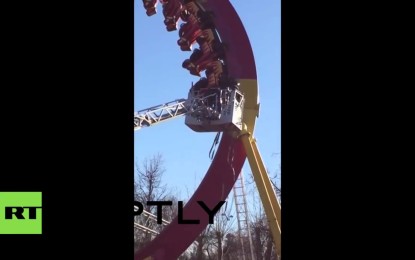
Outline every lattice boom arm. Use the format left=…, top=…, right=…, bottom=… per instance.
left=134, top=98, right=188, bottom=130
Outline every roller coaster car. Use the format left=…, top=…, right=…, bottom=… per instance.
left=197, top=29, right=216, bottom=45
left=142, top=0, right=158, bottom=16
left=182, top=41, right=224, bottom=76
left=177, top=15, right=202, bottom=51
left=162, top=0, right=183, bottom=31
left=185, top=87, right=245, bottom=133
left=180, top=6, right=214, bottom=31
left=180, top=9, right=190, bottom=22
left=183, top=1, right=200, bottom=16
left=206, top=60, right=224, bottom=87
left=181, top=48, right=205, bottom=76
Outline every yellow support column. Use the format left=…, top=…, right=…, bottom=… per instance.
left=240, top=132, right=281, bottom=258
left=236, top=78, right=281, bottom=257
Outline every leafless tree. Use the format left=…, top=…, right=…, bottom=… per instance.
left=193, top=228, right=210, bottom=260
left=199, top=199, right=236, bottom=260
left=134, top=153, right=171, bottom=252
left=245, top=166, right=280, bottom=260
left=270, top=164, right=281, bottom=198
left=135, top=153, right=168, bottom=207
left=222, top=232, right=240, bottom=260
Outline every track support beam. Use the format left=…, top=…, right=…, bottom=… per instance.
left=239, top=130, right=281, bottom=258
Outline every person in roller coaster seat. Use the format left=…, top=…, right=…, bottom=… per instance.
left=183, top=2, right=216, bottom=29
left=206, top=60, right=224, bottom=88
left=162, top=0, right=183, bottom=31
left=142, top=0, right=158, bottom=16
left=183, top=0, right=200, bottom=15
left=181, top=47, right=205, bottom=76
left=182, top=38, right=224, bottom=76
left=180, top=8, right=191, bottom=22
left=177, top=2, right=215, bottom=51
left=177, top=15, right=202, bottom=51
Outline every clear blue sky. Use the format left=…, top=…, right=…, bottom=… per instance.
left=134, top=0, right=281, bottom=200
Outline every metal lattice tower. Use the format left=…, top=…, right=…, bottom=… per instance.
left=134, top=207, right=201, bottom=257
left=233, top=170, right=255, bottom=260
left=134, top=208, right=170, bottom=238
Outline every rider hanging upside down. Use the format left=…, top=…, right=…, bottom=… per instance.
left=177, top=13, right=202, bottom=51
left=183, top=0, right=201, bottom=16
left=161, top=0, right=184, bottom=31
left=142, top=0, right=158, bottom=16
left=177, top=3, right=215, bottom=51
left=181, top=32, right=225, bottom=76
